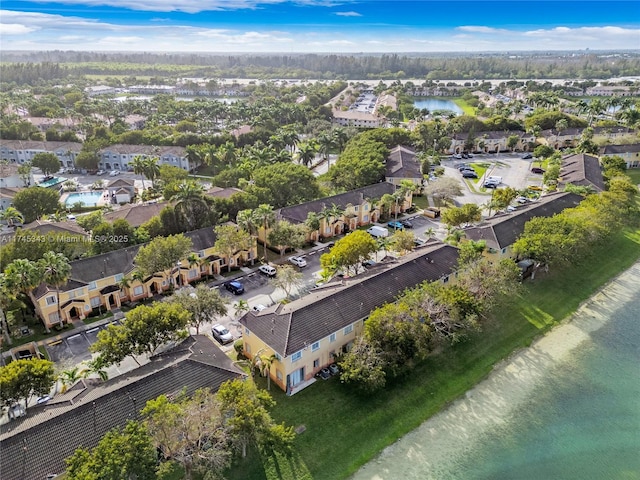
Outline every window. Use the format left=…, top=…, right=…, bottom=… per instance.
left=133, top=285, right=144, bottom=296
left=330, top=333, right=337, bottom=343
left=89, top=281, right=97, bottom=291
left=68, top=290, right=75, bottom=300
left=188, top=269, right=197, bottom=279
left=245, top=343, right=251, bottom=354
left=443, top=275, right=449, bottom=283
left=244, top=327, right=250, bottom=336
left=291, top=351, right=302, bottom=362
left=344, top=324, right=353, bottom=335
left=48, top=312, right=59, bottom=323
left=363, top=215, right=369, bottom=223
left=90, top=297, right=101, bottom=307
left=313, top=359, right=320, bottom=368
left=114, top=273, right=123, bottom=282
left=198, top=250, right=205, bottom=258
left=276, top=370, right=283, bottom=381
left=46, top=296, right=56, bottom=306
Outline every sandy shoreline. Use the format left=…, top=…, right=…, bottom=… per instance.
left=351, top=261, right=640, bottom=480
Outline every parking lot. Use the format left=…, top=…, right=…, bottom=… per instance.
left=44, top=322, right=118, bottom=364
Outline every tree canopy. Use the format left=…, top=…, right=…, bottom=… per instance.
left=134, top=233, right=193, bottom=277
left=12, top=187, right=61, bottom=223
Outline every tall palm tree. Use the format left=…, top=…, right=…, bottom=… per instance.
left=236, top=209, right=259, bottom=265
left=317, top=132, right=334, bottom=166
left=296, top=141, right=318, bottom=167
left=130, top=155, right=148, bottom=190
left=253, top=204, right=275, bottom=262
left=117, top=275, right=131, bottom=301
left=218, top=141, right=237, bottom=168
left=58, top=366, right=83, bottom=393
left=3, top=258, right=40, bottom=317
left=0, top=207, right=24, bottom=227
left=332, top=127, right=349, bottom=153
left=394, top=180, right=415, bottom=221
left=253, top=352, right=277, bottom=391
left=143, top=156, right=160, bottom=189
left=169, top=181, right=207, bottom=231
left=38, top=252, right=71, bottom=329
left=80, top=358, right=109, bottom=382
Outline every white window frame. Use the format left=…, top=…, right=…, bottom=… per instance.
left=133, top=285, right=144, bottom=296
left=291, top=351, right=302, bottom=363
left=330, top=333, right=337, bottom=343
left=88, top=281, right=97, bottom=291
left=312, top=341, right=320, bottom=352
left=90, top=297, right=101, bottom=307
left=114, top=273, right=124, bottom=282
left=344, top=324, right=353, bottom=335
left=46, top=295, right=56, bottom=306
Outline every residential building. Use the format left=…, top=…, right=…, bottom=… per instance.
left=107, top=178, right=136, bottom=204
left=585, top=85, right=637, bottom=96
left=539, top=126, right=634, bottom=150
left=0, top=187, right=21, bottom=211
left=600, top=144, right=640, bottom=169
left=449, top=130, right=535, bottom=154
left=0, top=140, right=82, bottom=168
left=385, top=145, right=423, bottom=187
left=0, top=335, right=245, bottom=480
left=332, top=110, right=382, bottom=128
left=276, top=182, right=403, bottom=243
left=26, top=117, right=79, bottom=133
left=85, top=85, right=118, bottom=96
left=0, top=162, right=31, bottom=189
left=559, top=153, right=606, bottom=192
left=98, top=144, right=191, bottom=172
left=30, top=226, right=256, bottom=329
left=239, top=242, right=460, bottom=394
left=463, top=192, right=583, bottom=258
left=102, top=201, right=167, bottom=227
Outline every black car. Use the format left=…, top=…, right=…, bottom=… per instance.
left=457, top=164, right=471, bottom=171
left=224, top=280, right=245, bottom=295
left=462, top=171, right=478, bottom=179
left=531, top=167, right=545, bottom=174
left=400, top=219, right=413, bottom=228
left=522, top=153, right=533, bottom=159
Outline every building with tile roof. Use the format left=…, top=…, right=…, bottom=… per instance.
left=559, top=153, right=606, bottom=192
left=385, top=145, right=423, bottom=187
left=600, top=143, right=640, bottom=169
left=276, top=182, right=405, bottom=242
left=30, top=226, right=256, bottom=329
left=98, top=144, right=191, bottom=172
left=0, top=335, right=245, bottom=480
left=463, top=192, right=583, bottom=258
left=0, top=140, right=82, bottom=168
left=449, top=130, right=535, bottom=155
left=102, top=201, right=167, bottom=227
left=239, top=242, right=460, bottom=394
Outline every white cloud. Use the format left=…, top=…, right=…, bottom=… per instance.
left=457, top=26, right=510, bottom=34
left=23, top=0, right=290, bottom=14
left=0, top=23, right=39, bottom=35
left=335, top=11, right=362, bottom=17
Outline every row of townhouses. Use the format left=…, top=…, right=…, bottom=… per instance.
left=0, top=141, right=191, bottom=171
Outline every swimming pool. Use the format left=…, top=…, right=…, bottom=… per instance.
left=38, top=177, right=65, bottom=188
left=64, top=191, right=106, bottom=207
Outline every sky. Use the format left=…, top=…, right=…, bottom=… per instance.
left=1, top=0, right=639, bottom=53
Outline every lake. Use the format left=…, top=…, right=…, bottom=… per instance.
left=352, top=262, right=640, bottom=480
left=413, top=98, right=463, bottom=115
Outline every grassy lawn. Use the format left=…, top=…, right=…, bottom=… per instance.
left=1, top=311, right=74, bottom=352
left=227, top=227, right=640, bottom=480
left=626, top=168, right=640, bottom=185
left=452, top=98, right=477, bottom=116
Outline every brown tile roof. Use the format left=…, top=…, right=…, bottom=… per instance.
left=386, top=145, right=422, bottom=179
left=0, top=335, right=244, bottom=480
left=0, top=162, right=20, bottom=178
left=240, top=243, right=460, bottom=357
left=102, top=202, right=167, bottom=227
left=600, top=143, right=640, bottom=155
left=205, top=186, right=244, bottom=199
left=463, top=192, right=583, bottom=251
left=278, top=182, right=395, bottom=224
left=560, top=153, right=606, bottom=191
left=0, top=186, right=22, bottom=198
left=107, top=178, right=135, bottom=188
left=0, top=140, right=83, bottom=153
left=21, top=219, right=89, bottom=237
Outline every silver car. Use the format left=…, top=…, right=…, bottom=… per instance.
left=211, top=324, right=233, bottom=344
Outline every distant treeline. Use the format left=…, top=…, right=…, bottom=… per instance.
left=2, top=51, right=640, bottom=85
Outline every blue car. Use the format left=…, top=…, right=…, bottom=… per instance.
left=224, top=280, right=245, bottom=295
left=387, top=221, right=404, bottom=230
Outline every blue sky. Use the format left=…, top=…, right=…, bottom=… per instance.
left=1, top=1, right=639, bottom=52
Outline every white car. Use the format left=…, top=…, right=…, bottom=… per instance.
left=289, top=256, right=307, bottom=268
left=211, top=324, right=233, bottom=344
left=109, top=170, right=120, bottom=176
left=258, top=265, right=276, bottom=277
left=252, top=304, right=267, bottom=312
left=96, top=170, right=105, bottom=176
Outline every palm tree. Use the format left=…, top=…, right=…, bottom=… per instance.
left=80, top=358, right=109, bottom=382
left=218, top=141, right=237, bottom=168
left=130, top=155, right=148, bottom=190
left=236, top=209, right=259, bottom=265
left=332, top=127, right=349, bottom=153
left=0, top=207, right=24, bottom=227
left=376, top=236, right=393, bottom=260
left=143, top=156, right=160, bottom=189
left=253, top=351, right=276, bottom=391
left=58, top=366, right=83, bottom=393
left=296, top=141, right=318, bottom=167
left=394, top=180, right=415, bottom=221
left=317, top=132, right=334, bottom=166
left=169, top=181, right=207, bottom=231
left=117, top=275, right=131, bottom=301
left=233, top=299, right=250, bottom=319
left=253, top=204, right=275, bottom=262
left=3, top=258, right=40, bottom=317
left=38, top=252, right=71, bottom=329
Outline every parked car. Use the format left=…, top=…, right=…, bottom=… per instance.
left=531, top=167, right=545, bottom=174
left=516, top=196, right=529, bottom=204
left=211, top=324, right=233, bottom=344
left=528, top=185, right=543, bottom=191
left=405, top=204, right=417, bottom=213
left=453, top=153, right=463, bottom=159
left=522, top=153, right=533, bottom=159
left=483, top=181, right=499, bottom=188
left=467, top=153, right=474, bottom=158
left=462, top=171, right=478, bottom=179
left=400, top=219, right=413, bottom=228
left=109, top=170, right=120, bottom=176
left=387, top=221, right=404, bottom=230
left=252, top=304, right=266, bottom=312
left=224, top=280, right=245, bottom=295
left=96, top=170, right=105, bottom=176
left=456, top=164, right=471, bottom=171
left=363, top=259, right=376, bottom=268
left=258, top=265, right=276, bottom=277
left=328, top=364, right=340, bottom=375
left=288, top=256, right=307, bottom=268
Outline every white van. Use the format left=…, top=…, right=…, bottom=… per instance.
left=367, top=226, right=390, bottom=238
